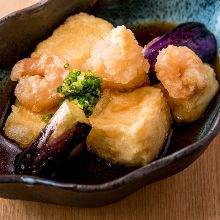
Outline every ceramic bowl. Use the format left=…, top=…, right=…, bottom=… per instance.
left=0, top=0, right=219, bottom=207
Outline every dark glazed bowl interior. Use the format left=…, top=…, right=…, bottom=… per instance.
left=0, top=0, right=219, bottom=207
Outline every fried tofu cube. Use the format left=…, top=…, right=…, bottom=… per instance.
left=87, top=87, right=171, bottom=166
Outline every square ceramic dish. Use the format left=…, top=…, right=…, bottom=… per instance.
left=0, top=0, right=219, bottom=207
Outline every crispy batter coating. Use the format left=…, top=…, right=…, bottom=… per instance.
left=32, top=13, right=113, bottom=69
left=87, top=87, right=171, bottom=166
left=5, top=13, right=113, bottom=148
left=158, top=65, right=219, bottom=122
left=11, top=54, right=67, bottom=112
left=155, top=45, right=219, bottom=122
left=4, top=104, right=46, bottom=148
left=155, top=45, right=209, bottom=99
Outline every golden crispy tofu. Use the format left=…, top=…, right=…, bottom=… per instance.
left=4, top=104, right=46, bottom=148
left=87, top=87, right=172, bottom=166
left=32, top=13, right=113, bottom=69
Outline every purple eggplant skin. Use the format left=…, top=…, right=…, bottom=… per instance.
left=144, top=22, right=217, bottom=76
left=0, top=135, right=21, bottom=174
left=14, top=121, right=91, bottom=177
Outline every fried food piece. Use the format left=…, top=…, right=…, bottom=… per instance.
left=158, top=65, right=219, bottom=122
left=11, top=54, right=67, bottom=113
left=87, top=87, right=171, bottom=166
left=155, top=45, right=219, bottom=122
left=4, top=104, right=47, bottom=148
left=83, top=25, right=149, bottom=90
left=7, top=12, right=112, bottom=146
left=32, top=13, right=113, bottom=69
left=155, top=45, right=208, bottom=99
left=14, top=100, right=91, bottom=176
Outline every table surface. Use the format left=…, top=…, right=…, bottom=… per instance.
left=0, top=1, right=220, bottom=219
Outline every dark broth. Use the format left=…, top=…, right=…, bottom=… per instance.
left=129, top=22, right=176, bottom=47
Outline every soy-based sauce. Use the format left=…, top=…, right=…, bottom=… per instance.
left=129, top=22, right=176, bottom=47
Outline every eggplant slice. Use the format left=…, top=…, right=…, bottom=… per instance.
left=14, top=100, right=91, bottom=177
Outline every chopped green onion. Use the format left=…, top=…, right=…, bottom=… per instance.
left=57, top=70, right=102, bottom=117
left=41, top=113, right=54, bottom=122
